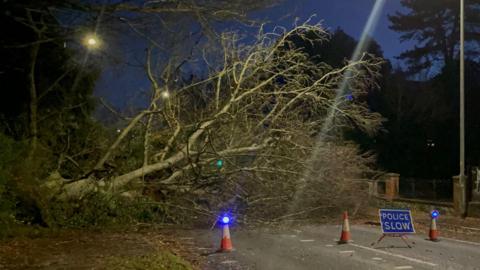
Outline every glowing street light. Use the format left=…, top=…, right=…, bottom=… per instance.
left=83, top=34, right=101, bottom=49
left=87, top=37, right=97, bottom=46
left=161, top=91, right=170, bottom=99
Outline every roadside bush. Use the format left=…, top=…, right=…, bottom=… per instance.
left=41, top=192, right=173, bottom=228
left=0, top=133, right=23, bottom=237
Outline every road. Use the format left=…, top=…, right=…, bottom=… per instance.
left=194, top=224, right=480, bottom=270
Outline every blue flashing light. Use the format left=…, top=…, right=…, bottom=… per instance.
left=431, top=210, right=439, bottom=219
left=221, top=216, right=230, bottom=224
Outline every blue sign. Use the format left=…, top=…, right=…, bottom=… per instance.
left=379, top=209, right=415, bottom=234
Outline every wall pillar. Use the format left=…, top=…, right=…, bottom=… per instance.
left=453, top=176, right=466, bottom=217
left=467, top=168, right=480, bottom=217
left=471, top=168, right=480, bottom=202
left=384, top=173, right=400, bottom=200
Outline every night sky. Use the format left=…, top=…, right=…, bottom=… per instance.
left=95, top=0, right=413, bottom=111
left=254, top=0, right=413, bottom=60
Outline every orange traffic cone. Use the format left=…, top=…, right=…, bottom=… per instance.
left=429, top=217, right=439, bottom=242
left=219, top=223, right=233, bottom=252
left=338, top=211, right=351, bottom=244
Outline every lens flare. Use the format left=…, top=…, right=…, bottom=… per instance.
left=312, top=0, right=386, bottom=168
left=323, top=0, right=386, bottom=132
left=289, top=0, right=387, bottom=216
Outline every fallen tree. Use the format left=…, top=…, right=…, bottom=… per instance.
left=1, top=0, right=385, bottom=226
left=36, top=22, right=384, bottom=224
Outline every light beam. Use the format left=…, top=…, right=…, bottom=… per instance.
left=289, top=0, right=387, bottom=216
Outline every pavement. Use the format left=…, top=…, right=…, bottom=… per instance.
left=193, top=224, right=480, bottom=270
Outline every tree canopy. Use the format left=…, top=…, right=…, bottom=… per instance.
left=389, top=0, right=480, bottom=75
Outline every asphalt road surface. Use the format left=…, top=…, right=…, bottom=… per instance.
left=195, top=224, right=480, bottom=270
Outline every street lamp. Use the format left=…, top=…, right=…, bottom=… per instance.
left=83, top=34, right=100, bottom=49
left=459, top=0, right=466, bottom=216
left=161, top=91, right=170, bottom=99
left=87, top=37, right=97, bottom=46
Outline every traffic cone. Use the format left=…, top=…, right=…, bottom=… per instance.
left=428, top=217, right=439, bottom=242
left=219, top=223, right=233, bottom=252
left=338, top=211, right=351, bottom=244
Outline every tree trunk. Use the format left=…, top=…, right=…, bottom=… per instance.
left=28, top=42, right=40, bottom=160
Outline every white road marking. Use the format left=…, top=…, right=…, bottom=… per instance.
left=395, top=266, right=413, bottom=269
left=300, top=239, right=315, bottom=242
left=372, top=257, right=383, bottom=261
left=325, top=244, right=334, bottom=247
left=349, top=243, right=437, bottom=267
left=441, top=237, right=480, bottom=246
left=221, top=260, right=238, bottom=264
left=339, top=250, right=355, bottom=254
left=458, top=225, right=480, bottom=231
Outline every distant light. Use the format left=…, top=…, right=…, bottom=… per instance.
left=216, top=159, right=223, bottom=168
left=221, top=216, right=230, bottom=224
left=116, top=129, right=121, bottom=133
left=431, top=210, right=439, bottom=219
left=87, top=38, right=97, bottom=46
left=161, top=91, right=170, bottom=99
left=427, top=139, right=435, bottom=148
left=346, top=94, right=353, bottom=101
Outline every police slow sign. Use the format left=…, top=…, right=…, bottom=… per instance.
left=379, top=209, right=415, bottom=234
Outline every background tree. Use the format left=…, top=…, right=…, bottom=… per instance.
left=0, top=0, right=100, bottom=168
left=289, top=28, right=385, bottom=68
left=0, top=0, right=106, bottom=227
left=383, top=0, right=480, bottom=180
left=389, top=0, right=480, bottom=75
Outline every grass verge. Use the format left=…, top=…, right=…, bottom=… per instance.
left=105, top=251, right=193, bottom=270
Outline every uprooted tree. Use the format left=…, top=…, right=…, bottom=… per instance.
left=0, top=0, right=385, bottom=227
left=36, top=22, right=384, bottom=224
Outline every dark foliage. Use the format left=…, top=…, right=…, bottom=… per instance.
left=389, top=0, right=480, bottom=75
